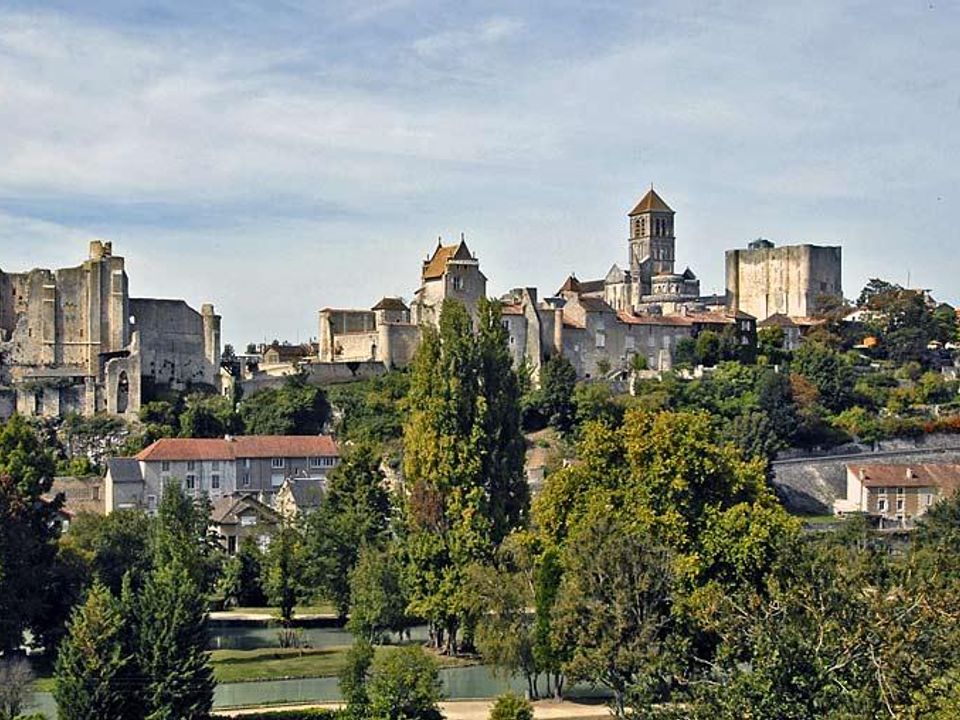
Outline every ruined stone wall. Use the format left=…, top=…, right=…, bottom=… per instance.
left=130, top=298, right=218, bottom=390
left=726, top=244, right=842, bottom=321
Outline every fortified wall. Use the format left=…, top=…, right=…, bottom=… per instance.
left=0, top=241, right=220, bottom=419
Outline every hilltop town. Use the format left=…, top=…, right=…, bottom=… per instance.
left=3, top=186, right=960, bottom=720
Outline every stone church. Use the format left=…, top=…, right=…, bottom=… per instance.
left=0, top=241, right=221, bottom=419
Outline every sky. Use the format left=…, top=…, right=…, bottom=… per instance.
left=0, top=0, right=957, bottom=346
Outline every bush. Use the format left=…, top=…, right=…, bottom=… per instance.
left=367, top=645, right=443, bottom=720
left=489, top=692, right=534, bottom=720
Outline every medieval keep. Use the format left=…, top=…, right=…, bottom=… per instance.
left=0, top=241, right=221, bottom=418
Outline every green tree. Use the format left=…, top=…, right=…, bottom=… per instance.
left=536, top=355, right=577, bottom=434
left=0, top=415, right=64, bottom=654
left=151, top=481, right=220, bottom=593
left=367, top=645, right=443, bottom=720
left=757, top=326, right=787, bottom=363
left=304, top=443, right=391, bottom=618
left=136, top=562, right=215, bottom=720
left=489, top=693, right=534, bottom=720
left=339, top=639, right=374, bottom=717
left=262, top=524, right=305, bottom=625
left=62, top=510, right=152, bottom=595
left=348, top=546, right=408, bottom=643
left=475, top=298, right=529, bottom=541
left=465, top=558, right=539, bottom=698
left=553, top=515, right=681, bottom=718
left=218, top=537, right=266, bottom=608
left=573, top=381, right=624, bottom=431
left=673, top=337, right=698, bottom=368
left=240, top=373, right=330, bottom=435
left=791, top=342, right=855, bottom=413
left=178, top=393, right=239, bottom=439
left=695, top=331, right=721, bottom=367
left=401, top=299, right=527, bottom=653
left=53, top=584, right=130, bottom=720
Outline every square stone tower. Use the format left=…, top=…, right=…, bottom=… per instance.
left=628, top=187, right=676, bottom=298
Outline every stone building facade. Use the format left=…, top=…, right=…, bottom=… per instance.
left=104, top=435, right=340, bottom=513
left=0, top=241, right=220, bottom=418
left=318, top=238, right=485, bottom=370
left=312, top=188, right=756, bottom=384
left=725, top=239, right=843, bottom=321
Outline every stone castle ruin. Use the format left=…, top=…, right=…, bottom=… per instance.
left=0, top=241, right=221, bottom=419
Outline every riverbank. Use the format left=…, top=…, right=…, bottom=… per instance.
left=217, top=699, right=611, bottom=719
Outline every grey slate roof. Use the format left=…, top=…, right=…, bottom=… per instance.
left=106, top=457, right=143, bottom=484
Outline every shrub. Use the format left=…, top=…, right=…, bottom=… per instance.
left=367, top=645, right=443, bottom=720
left=489, top=692, right=534, bottom=720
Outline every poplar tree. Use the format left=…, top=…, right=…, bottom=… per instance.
left=53, top=583, right=130, bottom=720
left=402, top=298, right=528, bottom=653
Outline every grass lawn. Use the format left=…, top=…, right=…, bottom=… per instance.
left=211, top=644, right=475, bottom=684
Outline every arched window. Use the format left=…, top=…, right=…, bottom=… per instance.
left=117, top=371, right=129, bottom=414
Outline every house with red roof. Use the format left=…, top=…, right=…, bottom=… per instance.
left=104, top=435, right=339, bottom=513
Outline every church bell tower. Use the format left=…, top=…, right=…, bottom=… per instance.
left=628, top=187, right=675, bottom=296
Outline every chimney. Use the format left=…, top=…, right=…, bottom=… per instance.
left=905, top=467, right=914, bottom=480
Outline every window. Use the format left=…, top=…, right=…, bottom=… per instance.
left=452, top=275, right=464, bottom=291
left=595, top=331, right=606, bottom=349
left=211, top=474, right=220, bottom=490
left=925, top=493, right=934, bottom=507
left=147, top=494, right=157, bottom=511
left=185, top=475, right=196, bottom=491
left=877, top=498, right=887, bottom=512
left=187, top=461, right=196, bottom=471
left=161, top=461, right=170, bottom=472
left=244, top=458, right=251, bottom=469
left=242, top=473, right=250, bottom=487
left=896, top=498, right=904, bottom=511
left=310, top=457, right=328, bottom=469
left=271, top=458, right=285, bottom=469
left=896, top=486, right=904, bottom=496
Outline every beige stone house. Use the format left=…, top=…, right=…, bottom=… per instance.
left=834, top=464, right=960, bottom=527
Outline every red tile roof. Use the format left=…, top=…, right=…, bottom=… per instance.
left=617, top=311, right=693, bottom=327
left=136, top=436, right=339, bottom=462
left=847, top=464, right=960, bottom=491
left=422, top=240, right=472, bottom=280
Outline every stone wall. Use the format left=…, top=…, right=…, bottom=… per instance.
left=240, top=361, right=388, bottom=395
left=131, top=298, right=219, bottom=391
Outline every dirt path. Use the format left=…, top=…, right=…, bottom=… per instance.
left=218, top=698, right=610, bottom=719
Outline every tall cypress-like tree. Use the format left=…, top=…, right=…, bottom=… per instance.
left=475, top=298, right=529, bottom=541
left=137, top=562, right=214, bottom=720
left=53, top=583, right=130, bottom=720
left=402, top=298, right=528, bottom=653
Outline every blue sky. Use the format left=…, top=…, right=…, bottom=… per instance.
left=0, top=1, right=957, bottom=345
